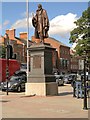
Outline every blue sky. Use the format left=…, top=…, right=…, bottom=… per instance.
left=1, top=2, right=88, bottom=47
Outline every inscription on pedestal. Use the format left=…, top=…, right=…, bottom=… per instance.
left=33, top=55, right=41, bottom=68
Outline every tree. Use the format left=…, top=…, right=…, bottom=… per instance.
left=0, top=45, right=6, bottom=58
left=69, top=6, right=90, bottom=56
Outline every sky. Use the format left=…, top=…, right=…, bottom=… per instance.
left=1, top=2, right=88, bottom=47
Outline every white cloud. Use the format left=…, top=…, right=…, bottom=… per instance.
left=49, top=13, right=78, bottom=38
left=0, top=20, right=10, bottom=31
left=3, top=20, right=10, bottom=26
left=11, top=13, right=78, bottom=38
left=21, top=12, right=33, bottom=18
left=11, top=12, right=35, bottom=29
left=11, top=17, right=33, bottom=29
left=71, top=42, right=77, bottom=50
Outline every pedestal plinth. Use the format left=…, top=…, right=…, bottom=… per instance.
left=25, top=43, right=58, bottom=96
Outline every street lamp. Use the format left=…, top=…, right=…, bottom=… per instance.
left=82, top=49, right=90, bottom=110
left=83, top=54, right=87, bottom=110
left=4, top=33, right=9, bottom=95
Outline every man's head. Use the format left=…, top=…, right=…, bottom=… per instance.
left=38, top=4, right=42, bottom=11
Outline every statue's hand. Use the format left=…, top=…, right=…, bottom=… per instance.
left=45, top=26, right=49, bottom=31
left=32, top=17, right=37, bottom=27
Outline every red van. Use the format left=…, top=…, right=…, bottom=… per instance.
left=0, top=58, right=20, bottom=82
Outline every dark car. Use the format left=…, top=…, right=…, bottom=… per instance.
left=14, top=70, right=26, bottom=76
left=64, top=74, right=76, bottom=84
left=1, top=75, right=27, bottom=92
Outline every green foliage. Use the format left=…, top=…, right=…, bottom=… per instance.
left=69, top=7, right=90, bottom=56
left=0, top=45, right=6, bottom=58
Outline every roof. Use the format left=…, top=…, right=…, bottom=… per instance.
left=15, top=37, right=33, bottom=45
left=49, top=37, right=70, bottom=48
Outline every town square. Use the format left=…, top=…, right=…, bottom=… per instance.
left=0, top=1, right=90, bottom=120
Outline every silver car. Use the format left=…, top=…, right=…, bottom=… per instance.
left=64, top=74, right=76, bottom=84
left=1, top=75, right=27, bottom=92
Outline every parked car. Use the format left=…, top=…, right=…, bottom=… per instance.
left=1, top=75, right=27, bottom=92
left=55, top=75, right=64, bottom=86
left=64, top=74, right=76, bottom=84
left=14, top=70, right=26, bottom=76
left=20, top=63, right=27, bottom=72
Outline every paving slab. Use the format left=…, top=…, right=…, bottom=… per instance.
left=0, top=84, right=89, bottom=119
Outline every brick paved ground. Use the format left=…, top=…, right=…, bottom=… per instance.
left=0, top=84, right=89, bottom=119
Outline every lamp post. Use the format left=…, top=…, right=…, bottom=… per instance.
left=4, top=33, right=9, bottom=95
left=82, top=49, right=90, bottom=110
left=83, top=56, right=87, bottom=109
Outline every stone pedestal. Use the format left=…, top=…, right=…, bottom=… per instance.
left=25, top=43, right=58, bottom=96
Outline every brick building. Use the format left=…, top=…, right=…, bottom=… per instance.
left=60, top=45, right=70, bottom=74
left=0, top=29, right=33, bottom=63
left=70, top=55, right=79, bottom=73
left=70, top=49, right=84, bottom=74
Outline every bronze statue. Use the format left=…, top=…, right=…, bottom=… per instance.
left=32, top=4, right=49, bottom=43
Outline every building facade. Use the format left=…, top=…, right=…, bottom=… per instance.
left=70, top=55, right=79, bottom=73
left=60, top=45, right=70, bottom=74
left=1, top=29, right=32, bottom=63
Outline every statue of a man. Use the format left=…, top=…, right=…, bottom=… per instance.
left=32, top=4, right=49, bottom=43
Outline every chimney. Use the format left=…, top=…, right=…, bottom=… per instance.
left=9, top=29, right=16, bottom=39
left=19, top=32, right=27, bottom=40
left=6, top=29, right=16, bottom=40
